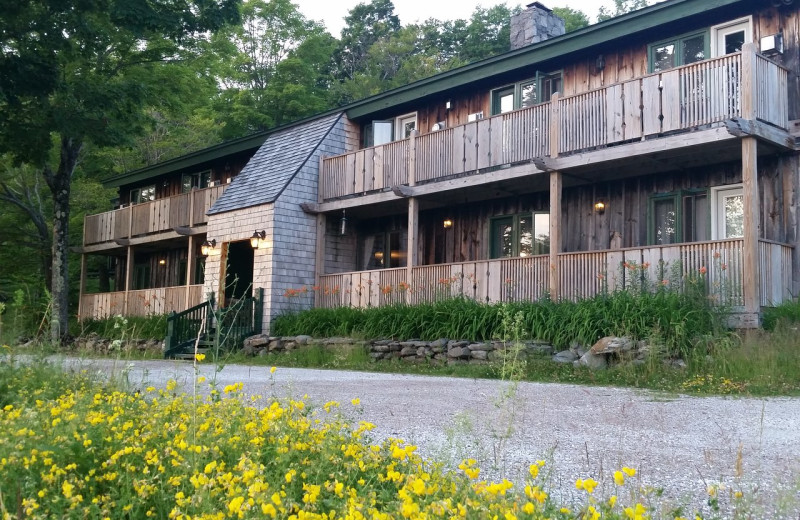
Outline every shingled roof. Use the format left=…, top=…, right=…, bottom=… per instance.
left=208, top=112, right=342, bottom=215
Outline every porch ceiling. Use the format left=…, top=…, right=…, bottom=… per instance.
left=76, top=233, right=198, bottom=256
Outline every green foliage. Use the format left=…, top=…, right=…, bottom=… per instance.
left=762, top=300, right=800, bottom=331
left=597, top=0, right=650, bottom=22
left=73, top=314, right=168, bottom=341
left=552, top=7, right=591, bottom=32
left=274, top=287, right=724, bottom=358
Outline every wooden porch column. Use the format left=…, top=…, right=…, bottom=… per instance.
left=742, top=137, right=760, bottom=314
left=549, top=171, right=562, bottom=300
left=77, top=253, right=87, bottom=320
left=549, top=93, right=560, bottom=159
left=741, top=41, right=760, bottom=315
left=407, top=197, right=419, bottom=301
left=185, top=235, right=196, bottom=309
left=314, top=213, right=326, bottom=307
left=123, top=246, right=134, bottom=315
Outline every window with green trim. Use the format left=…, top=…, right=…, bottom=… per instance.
left=491, top=71, right=562, bottom=115
left=648, top=31, right=709, bottom=72
left=490, top=213, right=549, bottom=259
left=648, top=190, right=709, bottom=245
left=133, top=264, right=151, bottom=290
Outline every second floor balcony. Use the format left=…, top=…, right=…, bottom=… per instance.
left=319, top=46, right=790, bottom=203
left=83, top=184, right=226, bottom=247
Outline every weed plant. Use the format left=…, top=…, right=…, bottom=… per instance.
left=74, top=314, right=168, bottom=341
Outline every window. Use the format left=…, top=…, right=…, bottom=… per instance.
left=648, top=31, right=708, bottom=72
left=711, top=184, right=744, bottom=239
left=130, top=185, right=156, bottom=205
left=711, top=18, right=752, bottom=57
left=133, top=264, right=151, bottom=290
left=648, top=190, right=709, bottom=245
left=362, top=231, right=406, bottom=270
left=395, top=113, right=417, bottom=140
left=181, top=170, right=211, bottom=192
left=490, top=213, right=549, bottom=259
left=491, top=71, right=562, bottom=115
left=364, top=113, right=417, bottom=147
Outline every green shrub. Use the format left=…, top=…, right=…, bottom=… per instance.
left=762, top=300, right=800, bottom=331
left=273, top=286, right=725, bottom=357
left=74, top=314, right=168, bottom=340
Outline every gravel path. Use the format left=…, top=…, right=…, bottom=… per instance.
left=51, top=356, right=800, bottom=517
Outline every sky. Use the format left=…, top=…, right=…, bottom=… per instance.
left=295, top=0, right=619, bottom=37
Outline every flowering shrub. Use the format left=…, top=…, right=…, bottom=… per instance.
left=0, top=362, right=697, bottom=520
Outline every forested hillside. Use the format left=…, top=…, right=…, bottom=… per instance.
left=0, top=0, right=648, bottom=340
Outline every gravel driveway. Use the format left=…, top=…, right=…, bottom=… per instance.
left=51, top=356, right=800, bottom=517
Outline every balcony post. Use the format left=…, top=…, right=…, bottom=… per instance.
left=408, top=130, right=417, bottom=187
left=314, top=213, right=326, bottom=308
left=742, top=136, right=760, bottom=316
left=741, top=42, right=757, bottom=121
left=77, top=253, right=87, bottom=320
left=185, top=235, right=196, bottom=309
left=318, top=155, right=326, bottom=204
left=549, top=93, right=560, bottom=158
left=123, top=245, right=134, bottom=315
left=549, top=171, right=562, bottom=300
left=406, top=197, right=419, bottom=303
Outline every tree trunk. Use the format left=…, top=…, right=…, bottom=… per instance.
left=44, top=137, right=82, bottom=344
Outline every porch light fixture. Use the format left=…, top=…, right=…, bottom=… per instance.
left=443, top=218, right=453, bottom=229
left=594, top=200, right=606, bottom=214
left=595, top=54, right=605, bottom=72
left=158, top=259, right=166, bottom=266
left=339, top=209, right=348, bottom=236
left=250, top=230, right=267, bottom=249
left=201, top=239, right=216, bottom=256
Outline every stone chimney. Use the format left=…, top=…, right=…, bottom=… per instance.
left=510, top=2, right=566, bottom=50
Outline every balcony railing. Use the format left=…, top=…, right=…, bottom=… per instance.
left=316, top=239, right=792, bottom=309
left=79, top=285, right=205, bottom=319
left=320, top=47, right=788, bottom=201
left=83, top=185, right=226, bottom=246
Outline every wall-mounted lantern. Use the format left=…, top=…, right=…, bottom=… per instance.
left=339, top=210, right=348, bottom=236
left=250, top=230, right=267, bottom=249
left=201, top=239, right=216, bottom=256
left=594, top=200, right=606, bottom=214
left=443, top=219, right=453, bottom=229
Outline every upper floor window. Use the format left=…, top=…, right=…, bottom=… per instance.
left=491, top=72, right=562, bottom=115
left=490, top=213, right=549, bottom=259
left=130, top=185, right=156, bottom=205
left=649, top=31, right=708, bottom=72
left=364, top=112, right=417, bottom=147
left=648, top=18, right=752, bottom=73
left=182, top=170, right=211, bottom=192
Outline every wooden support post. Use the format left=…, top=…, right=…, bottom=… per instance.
left=406, top=197, right=419, bottom=304
left=408, top=130, right=417, bottom=187
left=188, top=189, right=196, bottom=227
left=742, top=136, right=760, bottom=314
left=123, top=246, right=134, bottom=315
left=77, top=253, right=88, bottom=320
left=549, top=93, right=560, bottom=158
left=318, top=155, right=326, bottom=204
left=185, top=235, right=196, bottom=309
left=314, top=213, right=326, bottom=307
left=549, top=171, right=562, bottom=300
left=741, top=42, right=757, bottom=122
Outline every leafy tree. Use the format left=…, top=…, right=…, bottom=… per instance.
left=597, top=0, right=650, bottom=22
left=457, top=5, right=516, bottom=64
left=0, top=0, right=241, bottom=342
left=552, top=7, right=591, bottom=32
left=211, top=0, right=330, bottom=137
left=332, top=0, right=401, bottom=102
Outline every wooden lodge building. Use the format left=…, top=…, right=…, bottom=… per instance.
left=79, top=0, right=800, bottom=329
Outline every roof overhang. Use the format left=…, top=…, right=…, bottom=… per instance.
left=344, top=0, right=749, bottom=120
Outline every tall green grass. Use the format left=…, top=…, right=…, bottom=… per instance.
left=273, top=288, right=724, bottom=357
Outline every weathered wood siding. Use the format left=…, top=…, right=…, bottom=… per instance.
left=416, top=156, right=795, bottom=263
left=368, top=6, right=800, bottom=137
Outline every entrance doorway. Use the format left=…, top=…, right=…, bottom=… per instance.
left=222, top=241, right=254, bottom=305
